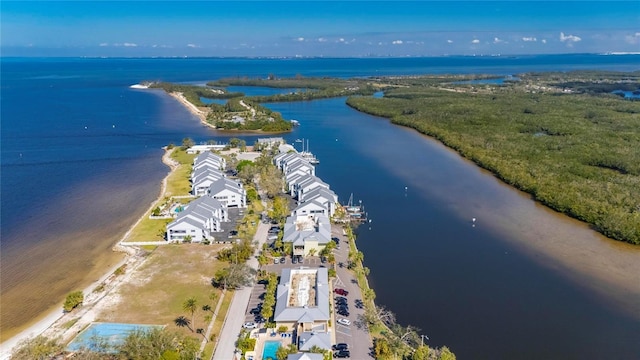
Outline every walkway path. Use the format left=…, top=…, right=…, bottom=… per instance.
left=239, top=100, right=256, bottom=119
left=212, top=204, right=268, bottom=360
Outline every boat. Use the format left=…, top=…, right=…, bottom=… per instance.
left=345, top=193, right=366, bottom=221
left=295, top=139, right=303, bottom=143
left=290, top=119, right=300, bottom=126
left=298, top=139, right=319, bottom=164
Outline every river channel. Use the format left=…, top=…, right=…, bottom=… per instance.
left=264, top=97, right=640, bottom=359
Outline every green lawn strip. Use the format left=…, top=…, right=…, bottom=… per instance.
left=126, top=217, right=172, bottom=243
left=209, top=290, right=233, bottom=349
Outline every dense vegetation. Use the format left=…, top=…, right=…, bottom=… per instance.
left=208, top=76, right=378, bottom=102
left=149, top=82, right=243, bottom=106
left=347, top=72, right=640, bottom=245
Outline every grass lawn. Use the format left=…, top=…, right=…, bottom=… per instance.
left=97, top=244, right=229, bottom=339
left=126, top=217, right=172, bottom=242
left=166, top=147, right=195, bottom=197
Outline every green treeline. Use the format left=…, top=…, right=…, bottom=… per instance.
left=346, top=82, right=640, bottom=245
left=149, top=82, right=244, bottom=106
left=207, top=98, right=293, bottom=132
left=208, top=76, right=378, bottom=102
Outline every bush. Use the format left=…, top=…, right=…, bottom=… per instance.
left=63, top=291, right=84, bottom=312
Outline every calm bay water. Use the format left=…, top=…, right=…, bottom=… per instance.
left=2, top=55, right=639, bottom=357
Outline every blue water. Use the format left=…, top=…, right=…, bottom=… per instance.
left=612, top=89, right=640, bottom=99
left=66, top=323, right=162, bottom=352
left=1, top=54, right=639, bottom=356
left=452, top=76, right=520, bottom=85
left=200, top=97, right=227, bottom=105
left=262, top=340, right=281, bottom=360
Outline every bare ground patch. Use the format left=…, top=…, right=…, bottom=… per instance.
left=97, top=244, right=230, bottom=334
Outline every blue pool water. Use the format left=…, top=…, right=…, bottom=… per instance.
left=67, top=322, right=163, bottom=352
left=262, top=340, right=281, bottom=360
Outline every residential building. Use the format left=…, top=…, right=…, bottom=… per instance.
left=274, top=268, right=330, bottom=333
left=208, top=178, right=247, bottom=208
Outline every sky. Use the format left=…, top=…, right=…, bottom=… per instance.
left=2, top=1, right=639, bottom=57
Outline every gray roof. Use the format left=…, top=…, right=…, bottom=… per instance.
left=168, top=214, right=205, bottom=230
left=208, top=178, right=244, bottom=196
left=274, top=268, right=330, bottom=324
left=292, top=199, right=327, bottom=215
left=298, top=332, right=332, bottom=351
left=297, top=175, right=328, bottom=189
left=287, top=161, right=314, bottom=174
left=287, top=353, right=324, bottom=360
left=283, top=215, right=331, bottom=245
left=194, top=151, right=224, bottom=165
left=187, top=195, right=225, bottom=212
left=192, top=170, right=225, bottom=186
left=299, top=187, right=337, bottom=204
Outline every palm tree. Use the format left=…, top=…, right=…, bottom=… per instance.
left=182, top=297, right=198, bottom=332
left=174, top=316, right=192, bottom=332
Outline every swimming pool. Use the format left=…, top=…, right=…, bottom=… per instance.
left=262, top=340, right=281, bottom=360
left=66, top=322, right=163, bottom=352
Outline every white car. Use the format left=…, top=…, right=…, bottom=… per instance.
left=242, top=322, right=257, bottom=329
left=337, top=318, right=351, bottom=326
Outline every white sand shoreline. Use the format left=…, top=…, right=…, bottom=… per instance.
left=0, top=147, right=179, bottom=359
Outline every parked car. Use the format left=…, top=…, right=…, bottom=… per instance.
left=337, top=318, right=351, bottom=326
left=337, top=309, right=350, bottom=317
left=242, top=322, right=257, bottom=329
left=273, top=257, right=280, bottom=264
left=267, top=234, right=278, bottom=241
left=334, top=350, right=350, bottom=358
left=321, top=256, right=327, bottom=263
left=332, top=343, right=349, bottom=351
left=280, top=257, right=286, bottom=264
left=334, top=288, right=349, bottom=296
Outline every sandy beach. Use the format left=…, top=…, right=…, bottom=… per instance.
left=0, top=148, right=179, bottom=359
left=168, top=92, right=212, bottom=126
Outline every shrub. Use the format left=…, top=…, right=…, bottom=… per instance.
left=63, top=291, right=84, bottom=312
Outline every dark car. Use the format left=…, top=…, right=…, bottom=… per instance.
left=334, top=350, right=350, bottom=358
left=335, top=296, right=347, bottom=302
left=334, top=288, right=349, bottom=296
left=337, top=309, right=350, bottom=317
left=332, top=343, right=349, bottom=351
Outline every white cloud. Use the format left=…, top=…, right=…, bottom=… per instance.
left=541, top=39, right=547, bottom=44
left=317, top=37, right=327, bottom=43
left=522, top=37, right=537, bottom=42
left=99, top=43, right=109, bottom=47
left=560, top=32, right=581, bottom=42
left=447, top=39, right=454, bottom=44
left=338, top=38, right=345, bottom=43
left=625, top=32, right=640, bottom=44
left=493, top=37, right=504, bottom=44
left=471, top=39, right=480, bottom=44
left=187, top=44, right=199, bottom=48
left=123, top=43, right=137, bottom=47
left=392, top=40, right=403, bottom=45
left=295, top=37, right=305, bottom=42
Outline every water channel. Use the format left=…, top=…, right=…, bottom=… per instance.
left=263, top=97, right=640, bottom=359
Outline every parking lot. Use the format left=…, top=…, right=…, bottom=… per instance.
left=243, top=222, right=373, bottom=358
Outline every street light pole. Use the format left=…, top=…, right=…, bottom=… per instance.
left=421, top=334, right=429, bottom=347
